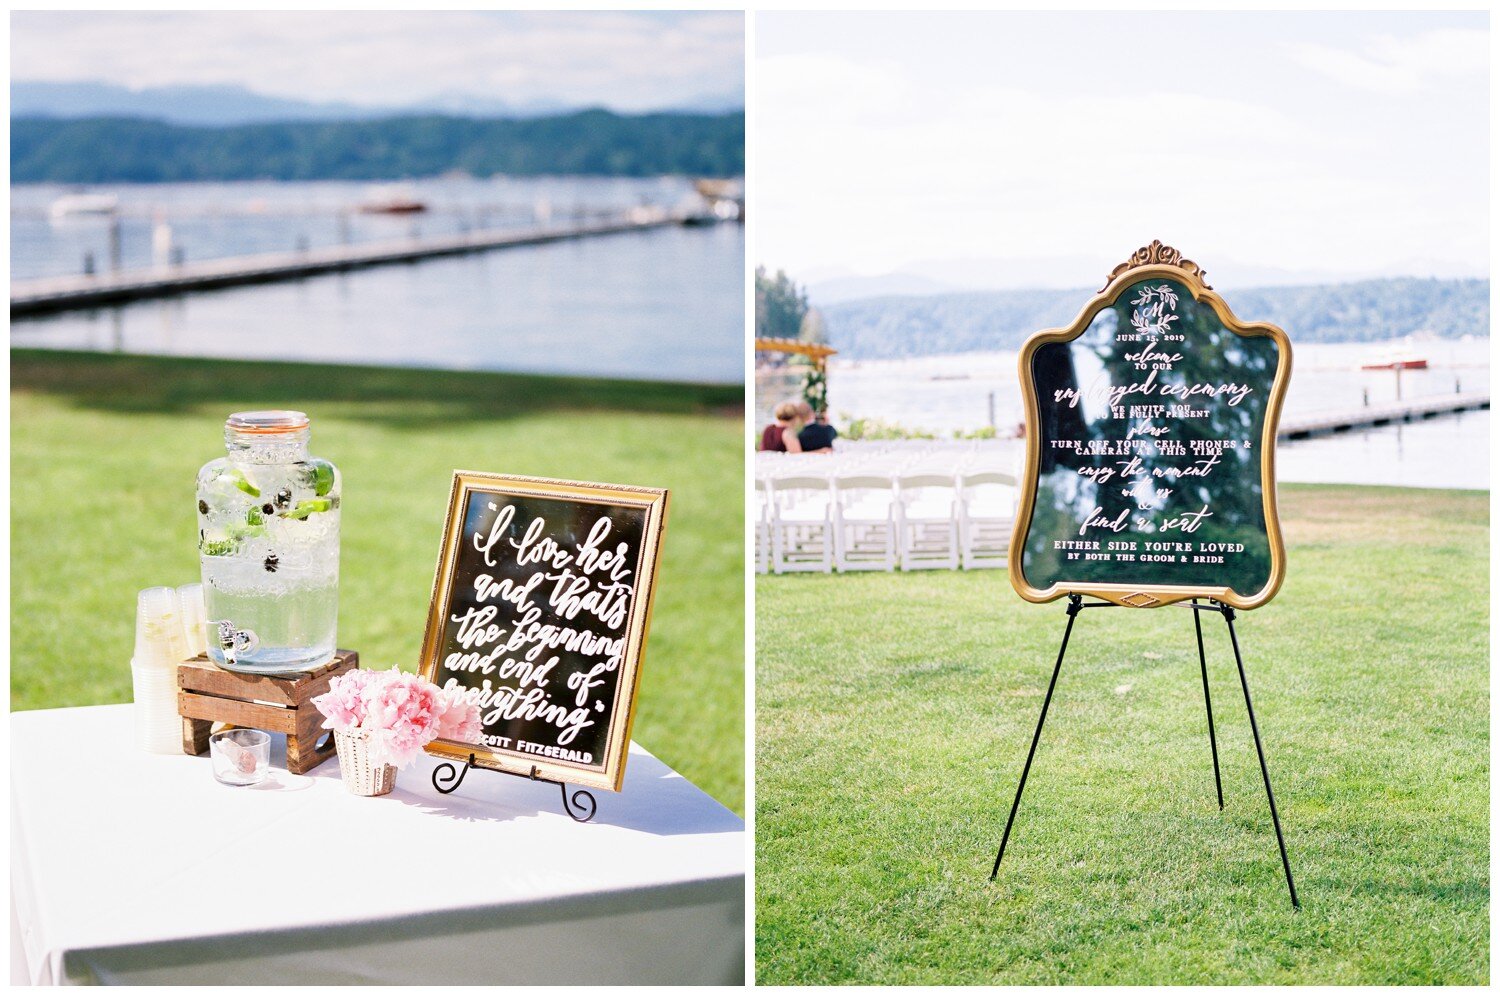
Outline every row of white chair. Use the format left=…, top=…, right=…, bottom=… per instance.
left=755, top=443, right=1020, bottom=477
left=754, top=471, right=1017, bottom=574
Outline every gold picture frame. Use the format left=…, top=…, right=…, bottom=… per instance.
left=419, top=471, right=669, bottom=791
left=1009, top=243, right=1293, bottom=610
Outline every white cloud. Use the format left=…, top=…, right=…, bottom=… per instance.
left=756, top=52, right=917, bottom=124
left=755, top=14, right=1488, bottom=283
left=1285, top=28, right=1488, bottom=95
left=10, top=11, right=744, bottom=110
left=758, top=55, right=1325, bottom=275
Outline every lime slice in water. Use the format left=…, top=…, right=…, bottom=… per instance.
left=224, top=468, right=261, bottom=498
left=285, top=498, right=334, bottom=520
left=308, top=460, right=335, bottom=497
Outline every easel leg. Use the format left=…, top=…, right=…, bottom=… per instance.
left=991, top=594, right=1082, bottom=880
left=1192, top=599, right=1225, bottom=810
left=1222, top=606, right=1300, bottom=910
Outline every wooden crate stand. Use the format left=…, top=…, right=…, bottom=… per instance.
left=178, top=650, right=359, bottom=774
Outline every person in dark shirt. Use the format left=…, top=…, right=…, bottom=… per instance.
left=797, top=402, right=837, bottom=453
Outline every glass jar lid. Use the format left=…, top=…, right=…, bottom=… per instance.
left=225, top=410, right=310, bottom=435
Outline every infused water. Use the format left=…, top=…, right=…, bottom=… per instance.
left=196, top=411, right=340, bottom=674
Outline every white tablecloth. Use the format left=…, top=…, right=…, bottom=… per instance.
left=11, top=705, right=745, bottom=985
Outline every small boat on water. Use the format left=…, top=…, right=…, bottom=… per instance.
left=356, top=185, right=428, bottom=215
left=49, top=193, right=119, bottom=219
left=692, top=177, right=745, bottom=222
left=694, top=178, right=743, bottom=201
left=1359, top=350, right=1428, bottom=371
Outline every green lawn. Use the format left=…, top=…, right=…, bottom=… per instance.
left=11, top=349, right=745, bottom=813
left=755, top=485, right=1488, bottom=984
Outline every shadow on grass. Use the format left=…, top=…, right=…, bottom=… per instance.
left=1338, top=876, right=1489, bottom=906
left=11, top=349, right=744, bottom=429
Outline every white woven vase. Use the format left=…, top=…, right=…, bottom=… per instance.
left=334, top=730, right=397, bottom=797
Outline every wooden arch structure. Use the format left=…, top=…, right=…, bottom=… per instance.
left=753, top=337, right=837, bottom=372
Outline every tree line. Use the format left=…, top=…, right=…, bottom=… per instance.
left=820, top=277, right=1490, bottom=358
left=12, top=109, right=745, bottom=182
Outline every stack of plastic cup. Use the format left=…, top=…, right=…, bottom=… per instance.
left=132, top=586, right=189, bottom=754
left=177, top=583, right=207, bottom=658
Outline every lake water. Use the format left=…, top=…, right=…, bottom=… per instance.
left=10, top=178, right=745, bottom=384
left=1276, top=408, right=1488, bottom=491
left=11, top=176, right=711, bottom=280
left=820, top=339, right=1489, bottom=431
left=757, top=338, right=1489, bottom=490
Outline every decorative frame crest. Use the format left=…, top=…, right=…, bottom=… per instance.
left=1098, top=239, right=1212, bottom=292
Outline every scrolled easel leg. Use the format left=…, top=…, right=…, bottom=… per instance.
left=559, top=783, right=598, bottom=823
left=432, top=753, right=475, bottom=795
left=429, top=756, right=602, bottom=821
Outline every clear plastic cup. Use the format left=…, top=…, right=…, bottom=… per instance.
left=135, top=586, right=189, bottom=669
left=177, top=583, right=207, bottom=657
left=131, top=657, right=182, bottom=754
left=210, top=729, right=270, bottom=786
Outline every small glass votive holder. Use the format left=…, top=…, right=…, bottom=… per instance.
left=210, top=729, right=270, bottom=786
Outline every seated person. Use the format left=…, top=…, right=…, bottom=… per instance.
left=797, top=402, right=837, bottom=453
left=760, top=400, right=808, bottom=452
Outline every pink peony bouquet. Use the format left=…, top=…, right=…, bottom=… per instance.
left=312, top=667, right=481, bottom=770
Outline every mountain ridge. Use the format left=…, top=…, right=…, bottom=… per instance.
left=11, top=110, right=745, bottom=182
left=11, top=79, right=745, bottom=126
left=820, top=277, right=1490, bottom=358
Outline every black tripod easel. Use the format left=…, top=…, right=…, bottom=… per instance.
left=431, top=753, right=598, bottom=823
left=990, top=594, right=1299, bottom=909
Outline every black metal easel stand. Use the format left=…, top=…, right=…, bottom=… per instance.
left=990, top=594, right=1299, bottom=909
left=431, top=753, right=598, bottom=823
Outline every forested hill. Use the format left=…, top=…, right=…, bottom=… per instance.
left=11, top=109, right=744, bottom=182
left=820, top=277, right=1489, bottom=359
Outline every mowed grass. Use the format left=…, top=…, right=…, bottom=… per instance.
left=11, top=349, right=745, bottom=813
left=755, top=485, right=1487, bottom=984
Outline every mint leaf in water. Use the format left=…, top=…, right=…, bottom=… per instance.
left=201, top=537, right=237, bottom=557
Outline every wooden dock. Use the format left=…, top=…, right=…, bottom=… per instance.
left=10, top=210, right=692, bottom=316
left=1279, top=391, right=1489, bottom=439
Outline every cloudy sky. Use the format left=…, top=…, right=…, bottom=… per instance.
left=11, top=11, right=743, bottom=111
left=756, top=11, right=1489, bottom=291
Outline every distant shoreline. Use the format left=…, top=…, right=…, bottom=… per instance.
left=823, top=334, right=1490, bottom=369
left=12, top=109, right=746, bottom=184
left=815, top=276, right=1491, bottom=358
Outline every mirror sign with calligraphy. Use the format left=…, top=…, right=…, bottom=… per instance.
left=1011, top=243, right=1292, bottom=609
left=419, top=472, right=668, bottom=791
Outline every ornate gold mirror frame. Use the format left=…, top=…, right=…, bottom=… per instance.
left=1009, top=242, right=1293, bottom=610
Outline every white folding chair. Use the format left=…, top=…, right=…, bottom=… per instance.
left=959, top=470, right=1017, bottom=569
left=896, top=473, right=960, bottom=570
left=753, top=477, right=772, bottom=574
left=770, top=476, right=834, bottom=573
left=832, top=475, right=898, bottom=572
